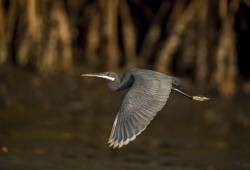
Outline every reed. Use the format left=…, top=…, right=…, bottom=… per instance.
left=0, top=0, right=247, bottom=96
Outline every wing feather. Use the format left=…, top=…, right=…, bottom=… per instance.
left=109, top=69, right=173, bottom=148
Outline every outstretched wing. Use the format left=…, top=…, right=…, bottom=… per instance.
left=108, top=70, right=173, bottom=148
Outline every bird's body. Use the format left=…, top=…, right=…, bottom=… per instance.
left=107, top=69, right=175, bottom=148
left=82, top=68, right=209, bottom=148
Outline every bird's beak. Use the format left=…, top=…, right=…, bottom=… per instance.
left=81, top=73, right=115, bottom=81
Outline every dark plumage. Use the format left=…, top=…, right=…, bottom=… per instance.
left=82, top=68, right=209, bottom=148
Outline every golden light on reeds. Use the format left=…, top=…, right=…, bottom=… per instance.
left=0, top=0, right=247, bottom=96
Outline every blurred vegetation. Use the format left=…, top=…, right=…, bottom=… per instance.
left=0, top=0, right=250, bottom=96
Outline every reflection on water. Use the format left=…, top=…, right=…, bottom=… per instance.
left=0, top=67, right=250, bottom=170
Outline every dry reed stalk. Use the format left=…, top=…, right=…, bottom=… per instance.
left=195, top=0, right=208, bottom=86
left=17, top=0, right=42, bottom=66
left=39, top=28, right=58, bottom=72
left=215, top=21, right=237, bottom=96
left=52, top=2, right=73, bottom=71
left=155, top=1, right=196, bottom=73
left=5, top=1, right=18, bottom=53
left=120, top=0, right=137, bottom=68
left=85, top=6, right=100, bottom=68
left=101, top=0, right=120, bottom=70
left=180, top=15, right=197, bottom=71
left=0, top=2, right=7, bottom=64
left=178, top=21, right=195, bottom=71
left=214, top=0, right=239, bottom=96
left=172, top=1, right=194, bottom=71
left=27, top=0, right=41, bottom=38
left=219, top=0, right=228, bottom=19
left=39, top=1, right=73, bottom=72
left=167, top=0, right=185, bottom=28
left=139, top=1, right=169, bottom=62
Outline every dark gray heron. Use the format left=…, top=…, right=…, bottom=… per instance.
left=82, top=68, right=209, bottom=148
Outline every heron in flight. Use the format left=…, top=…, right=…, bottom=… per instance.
left=82, top=68, right=209, bottom=148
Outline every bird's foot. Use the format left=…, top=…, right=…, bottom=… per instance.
left=192, top=96, right=210, bottom=102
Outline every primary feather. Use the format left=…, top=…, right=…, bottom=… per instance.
left=108, top=69, right=174, bottom=148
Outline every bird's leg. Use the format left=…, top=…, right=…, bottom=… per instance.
left=172, top=87, right=210, bottom=102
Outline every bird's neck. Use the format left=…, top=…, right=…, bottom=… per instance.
left=108, top=73, right=134, bottom=91
left=108, top=78, right=121, bottom=91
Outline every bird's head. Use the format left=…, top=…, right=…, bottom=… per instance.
left=81, top=72, right=118, bottom=81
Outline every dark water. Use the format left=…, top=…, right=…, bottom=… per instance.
left=0, top=67, right=250, bottom=170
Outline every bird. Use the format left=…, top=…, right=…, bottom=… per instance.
left=82, top=68, right=209, bottom=148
